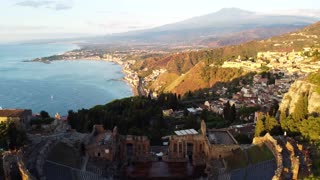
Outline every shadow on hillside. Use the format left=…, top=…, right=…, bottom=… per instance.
left=182, top=72, right=256, bottom=100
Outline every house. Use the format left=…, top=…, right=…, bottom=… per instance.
left=227, top=123, right=256, bottom=138
left=162, top=109, right=174, bottom=117
left=187, top=107, right=203, bottom=114
left=0, top=109, right=32, bottom=128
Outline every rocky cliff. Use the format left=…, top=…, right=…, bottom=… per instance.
left=279, top=79, right=320, bottom=115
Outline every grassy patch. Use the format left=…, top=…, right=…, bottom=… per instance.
left=46, top=142, right=81, bottom=169
left=225, top=149, right=248, bottom=170
left=247, top=144, right=274, bottom=164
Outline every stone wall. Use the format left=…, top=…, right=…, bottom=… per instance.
left=164, top=129, right=240, bottom=166
left=253, top=133, right=283, bottom=180
left=285, top=141, right=299, bottom=180
left=121, top=135, right=151, bottom=162
left=17, top=155, right=37, bottom=180
left=164, top=134, right=206, bottom=164
left=29, top=134, right=78, bottom=179
left=2, top=151, right=36, bottom=180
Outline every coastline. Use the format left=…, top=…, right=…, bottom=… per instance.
left=31, top=53, right=141, bottom=97
left=107, top=59, right=140, bottom=97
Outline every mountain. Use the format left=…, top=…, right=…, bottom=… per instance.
left=93, top=8, right=319, bottom=47
left=133, top=21, right=320, bottom=95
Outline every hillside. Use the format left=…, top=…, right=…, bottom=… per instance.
left=134, top=21, right=320, bottom=95
left=160, top=62, right=245, bottom=95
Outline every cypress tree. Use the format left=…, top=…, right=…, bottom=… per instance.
left=223, top=101, right=231, bottom=121
left=265, top=113, right=280, bottom=135
left=230, top=104, right=237, bottom=122
left=279, top=111, right=287, bottom=131
left=255, top=112, right=265, bottom=137
left=293, top=94, right=308, bottom=121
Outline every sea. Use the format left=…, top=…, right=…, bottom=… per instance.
left=0, top=43, right=132, bottom=116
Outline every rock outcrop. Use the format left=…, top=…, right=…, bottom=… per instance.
left=279, top=80, right=320, bottom=115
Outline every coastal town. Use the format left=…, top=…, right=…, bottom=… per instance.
left=2, top=1, right=320, bottom=180
left=30, top=46, right=320, bottom=100
left=1, top=44, right=319, bottom=179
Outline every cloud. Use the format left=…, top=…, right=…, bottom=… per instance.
left=87, top=21, right=156, bottom=33
left=15, top=0, right=73, bottom=10
left=0, top=25, right=65, bottom=32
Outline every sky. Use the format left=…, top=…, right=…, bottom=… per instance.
left=0, top=0, right=320, bottom=42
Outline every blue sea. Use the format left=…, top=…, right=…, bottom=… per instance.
left=0, top=43, right=132, bottom=116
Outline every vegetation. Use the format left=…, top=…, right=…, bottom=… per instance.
left=68, top=96, right=179, bottom=145
left=223, top=101, right=237, bottom=123
left=30, top=118, right=54, bottom=125
left=299, top=117, right=320, bottom=141
left=247, top=144, right=274, bottom=164
left=225, top=144, right=274, bottom=170
left=225, top=148, right=248, bottom=170
left=30, top=111, right=54, bottom=125
left=200, top=110, right=229, bottom=129
left=264, top=113, right=281, bottom=135
left=238, top=106, right=260, bottom=122
left=235, top=134, right=252, bottom=144
left=306, top=73, right=320, bottom=94
left=0, top=122, right=27, bottom=150
left=255, top=112, right=265, bottom=137
left=292, top=94, right=309, bottom=121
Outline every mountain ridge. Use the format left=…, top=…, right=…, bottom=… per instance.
left=87, top=8, right=319, bottom=47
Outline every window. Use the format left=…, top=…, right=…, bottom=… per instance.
left=174, top=144, right=177, bottom=152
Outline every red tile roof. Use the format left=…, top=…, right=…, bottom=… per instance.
left=0, top=109, right=31, bottom=117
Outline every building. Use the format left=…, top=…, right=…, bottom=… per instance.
left=85, top=125, right=150, bottom=163
left=121, top=135, right=150, bottom=162
left=85, top=125, right=119, bottom=161
left=0, top=109, right=32, bottom=128
left=163, top=120, right=240, bottom=166
left=162, top=109, right=174, bottom=117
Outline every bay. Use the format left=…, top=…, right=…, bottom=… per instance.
left=0, top=43, right=132, bottom=116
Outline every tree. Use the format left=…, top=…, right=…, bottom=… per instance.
left=185, top=115, right=199, bottom=129
left=284, top=115, right=301, bottom=136
left=265, top=113, right=281, bottom=135
left=238, top=106, right=260, bottom=122
left=235, top=134, right=252, bottom=144
left=223, top=101, right=231, bottom=121
left=280, top=111, right=287, bottom=132
left=40, top=110, right=50, bottom=119
left=0, top=122, right=9, bottom=149
left=299, top=116, right=320, bottom=141
left=269, top=100, right=279, bottom=117
left=0, top=122, right=27, bottom=150
left=255, top=112, right=265, bottom=137
left=230, top=104, right=237, bottom=123
left=293, top=94, right=308, bottom=121
left=7, top=123, right=18, bottom=149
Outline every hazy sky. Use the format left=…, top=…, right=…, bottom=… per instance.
left=1, top=0, right=319, bottom=42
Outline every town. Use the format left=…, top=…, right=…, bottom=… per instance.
left=1, top=47, right=319, bottom=180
